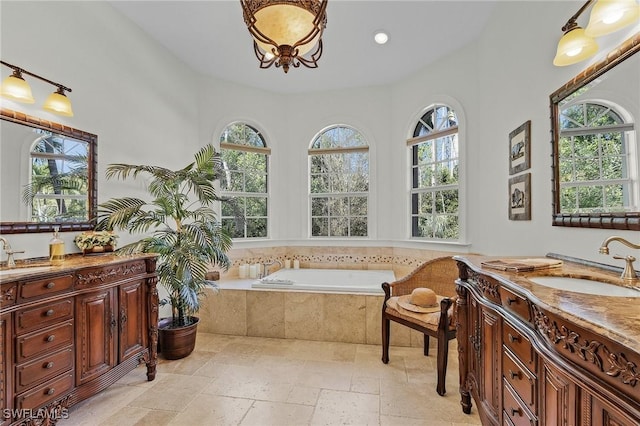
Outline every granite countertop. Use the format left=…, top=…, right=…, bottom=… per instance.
left=455, top=254, right=640, bottom=355
left=0, top=253, right=156, bottom=282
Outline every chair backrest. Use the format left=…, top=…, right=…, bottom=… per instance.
left=389, top=256, right=459, bottom=298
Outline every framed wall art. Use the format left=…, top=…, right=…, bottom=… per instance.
left=509, top=173, right=531, bottom=220
left=509, top=120, right=531, bottom=175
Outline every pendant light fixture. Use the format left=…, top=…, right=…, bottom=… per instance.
left=240, top=0, right=328, bottom=73
left=0, top=60, right=74, bottom=117
left=0, top=68, right=35, bottom=104
left=554, top=0, right=640, bottom=67
left=43, top=87, right=74, bottom=117
left=585, top=0, right=640, bottom=37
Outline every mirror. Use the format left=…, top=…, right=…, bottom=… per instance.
left=550, top=33, right=640, bottom=231
left=0, top=108, right=97, bottom=234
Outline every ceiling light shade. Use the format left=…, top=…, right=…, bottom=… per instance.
left=1, top=70, right=35, bottom=103
left=43, top=88, right=74, bottom=117
left=553, top=27, right=599, bottom=66
left=241, top=0, right=328, bottom=73
left=585, top=0, right=640, bottom=37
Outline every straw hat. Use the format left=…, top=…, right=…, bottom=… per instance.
left=397, top=287, right=443, bottom=313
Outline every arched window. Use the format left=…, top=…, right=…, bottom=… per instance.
left=408, top=104, right=459, bottom=240
left=558, top=101, right=636, bottom=213
left=28, top=130, right=89, bottom=222
left=219, top=122, right=270, bottom=239
left=309, top=125, right=369, bottom=237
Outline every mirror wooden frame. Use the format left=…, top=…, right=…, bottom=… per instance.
left=0, top=107, right=97, bottom=234
left=550, top=33, right=640, bottom=231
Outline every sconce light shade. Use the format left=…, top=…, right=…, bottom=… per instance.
left=241, top=0, right=328, bottom=73
left=43, top=89, right=74, bottom=117
left=553, top=27, right=599, bottom=66
left=1, top=71, right=35, bottom=104
left=585, top=0, right=640, bottom=37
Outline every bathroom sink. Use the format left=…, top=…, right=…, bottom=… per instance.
left=0, top=266, right=54, bottom=278
left=528, top=276, right=640, bottom=297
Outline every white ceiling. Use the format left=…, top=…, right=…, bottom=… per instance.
left=109, top=0, right=496, bottom=94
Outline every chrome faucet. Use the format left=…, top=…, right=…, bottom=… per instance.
left=0, top=236, right=24, bottom=268
left=599, top=236, right=640, bottom=284
left=263, top=259, right=283, bottom=277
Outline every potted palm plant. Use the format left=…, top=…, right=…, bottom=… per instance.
left=96, top=144, right=232, bottom=359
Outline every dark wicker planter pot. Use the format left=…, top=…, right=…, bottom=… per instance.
left=158, top=316, right=199, bottom=360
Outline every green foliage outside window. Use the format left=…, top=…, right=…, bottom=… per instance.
left=310, top=126, right=369, bottom=237
left=220, top=123, right=268, bottom=239
left=24, top=132, right=89, bottom=223
left=410, top=104, right=460, bottom=240
left=559, top=102, right=629, bottom=213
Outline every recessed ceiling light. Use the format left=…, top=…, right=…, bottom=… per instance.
left=374, top=31, right=389, bottom=45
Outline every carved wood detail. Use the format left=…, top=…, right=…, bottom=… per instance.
left=76, top=261, right=146, bottom=286
left=1, top=285, right=16, bottom=304
left=469, top=271, right=500, bottom=299
left=533, top=305, right=638, bottom=389
left=13, top=394, right=72, bottom=426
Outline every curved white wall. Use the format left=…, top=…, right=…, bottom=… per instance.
left=1, top=1, right=638, bottom=268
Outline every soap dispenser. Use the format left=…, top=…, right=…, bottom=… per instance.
left=49, top=226, right=65, bottom=265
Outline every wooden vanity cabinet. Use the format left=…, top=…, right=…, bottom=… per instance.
left=455, top=257, right=640, bottom=426
left=0, top=255, right=157, bottom=425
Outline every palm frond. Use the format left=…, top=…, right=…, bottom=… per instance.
left=100, top=144, right=232, bottom=324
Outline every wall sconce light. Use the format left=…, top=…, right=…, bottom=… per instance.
left=240, top=0, right=328, bottom=73
left=554, top=0, right=640, bottom=66
left=0, top=60, right=74, bottom=117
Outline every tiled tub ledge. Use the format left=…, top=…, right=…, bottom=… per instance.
left=198, top=278, right=425, bottom=348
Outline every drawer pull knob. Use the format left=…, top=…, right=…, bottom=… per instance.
left=45, top=309, right=55, bottom=317
left=506, top=297, right=517, bottom=305
left=45, top=362, right=54, bottom=369
left=509, top=370, right=521, bottom=380
left=46, top=335, right=55, bottom=342
left=510, top=407, right=522, bottom=417
left=46, top=388, right=55, bottom=396
left=508, top=333, right=520, bottom=343
left=46, top=282, right=55, bottom=289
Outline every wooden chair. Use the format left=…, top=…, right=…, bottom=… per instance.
left=381, top=256, right=458, bottom=396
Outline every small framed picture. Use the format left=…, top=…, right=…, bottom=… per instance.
left=509, top=120, right=531, bottom=175
left=509, top=173, right=531, bottom=220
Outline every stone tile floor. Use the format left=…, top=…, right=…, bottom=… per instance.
left=59, top=333, right=481, bottom=425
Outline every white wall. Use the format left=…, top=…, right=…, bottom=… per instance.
left=1, top=1, right=201, bottom=256
left=1, top=1, right=638, bottom=269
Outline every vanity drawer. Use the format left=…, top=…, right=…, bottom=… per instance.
left=15, top=299, right=73, bottom=333
left=503, top=380, right=537, bottom=426
left=503, top=321, right=535, bottom=370
left=503, top=349, right=536, bottom=413
left=20, top=274, right=73, bottom=300
left=500, top=287, right=530, bottom=322
left=16, top=320, right=74, bottom=362
left=15, top=348, right=73, bottom=393
left=15, top=372, right=73, bottom=410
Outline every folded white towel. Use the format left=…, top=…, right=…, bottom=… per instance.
left=260, top=278, right=294, bottom=285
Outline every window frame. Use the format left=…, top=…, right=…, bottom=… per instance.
left=408, top=104, right=461, bottom=242
left=28, top=131, right=90, bottom=223
left=309, top=125, right=370, bottom=238
left=219, top=122, right=270, bottom=240
left=557, top=100, right=636, bottom=214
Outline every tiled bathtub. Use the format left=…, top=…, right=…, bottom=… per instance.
left=197, top=278, right=427, bottom=348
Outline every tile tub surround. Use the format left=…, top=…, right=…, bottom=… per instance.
left=59, top=333, right=481, bottom=426
left=198, top=281, right=428, bottom=348
left=219, top=246, right=460, bottom=280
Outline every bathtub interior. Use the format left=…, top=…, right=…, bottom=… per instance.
left=251, top=268, right=395, bottom=294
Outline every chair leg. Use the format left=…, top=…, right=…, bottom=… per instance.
left=423, top=334, right=430, bottom=356
left=436, top=336, right=450, bottom=396
left=382, top=316, right=390, bottom=364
